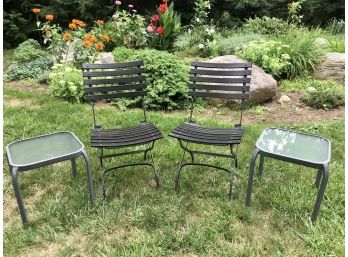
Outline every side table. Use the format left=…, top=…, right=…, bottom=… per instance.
left=6, top=131, right=95, bottom=225
left=245, top=128, right=331, bottom=222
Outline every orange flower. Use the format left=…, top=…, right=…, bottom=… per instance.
left=101, top=34, right=110, bottom=43
left=86, top=34, right=97, bottom=43
left=32, top=8, right=41, bottom=14
left=63, top=32, right=72, bottom=41
left=45, top=14, right=54, bottom=21
left=69, top=23, right=77, bottom=30
left=72, top=19, right=86, bottom=27
left=83, top=40, right=92, bottom=48
left=96, top=20, right=104, bottom=26
left=95, top=42, right=104, bottom=51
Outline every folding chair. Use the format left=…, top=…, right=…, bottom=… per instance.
left=82, top=61, right=163, bottom=199
left=169, top=61, right=252, bottom=199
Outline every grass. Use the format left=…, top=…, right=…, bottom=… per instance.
left=3, top=83, right=344, bottom=256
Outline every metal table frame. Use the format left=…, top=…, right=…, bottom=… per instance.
left=6, top=131, right=95, bottom=226
left=245, top=128, right=331, bottom=222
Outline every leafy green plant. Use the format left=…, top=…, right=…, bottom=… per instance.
left=6, top=56, right=54, bottom=81
left=112, top=48, right=189, bottom=109
left=325, top=18, right=345, bottom=35
left=300, top=80, right=344, bottom=109
left=236, top=40, right=290, bottom=77
left=218, top=33, right=265, bottom=55
left=12, top=39, right=48, bottom=63
left=244, top=16, right=290, bottom=36
left=280, top=28, right=325, bottom=79
left=287, top=0, right=306, bottom=25
left=49, top=62, right=84, bottom=103
left=107, top=8, right=147, bottom=49
left=147, top=1, right=181, bottom=50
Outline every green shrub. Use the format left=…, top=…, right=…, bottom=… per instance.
left=6, top=57, right=54, bottom=81
left=300, top=80, right=344, bottom=109
left=325, top=18, right=345, bottom=35
left=327, top=35, right=345, bottom=53
left=279, top=28, right=325, bottom=79
left=49, top=63, right=84, bottom=103
left=244, top=16, right=290, bottom=36
left=236, top=40, right=290, bottom=77
left=218, top=33, right=265, bottom=55
left=12, top=39, right=48, bottom=63
left=112, top=48, right=189, bottom=110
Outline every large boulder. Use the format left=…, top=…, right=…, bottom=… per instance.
left=96, top=52, right=115, bottom=64
left=207, top=55, right=277, bottom=105
left=314, top=53, right=345, bottom=84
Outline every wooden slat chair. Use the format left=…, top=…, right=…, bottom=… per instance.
left=82, top=61, right=163, bottom=199
left=169, top=61, right=252, bottom=199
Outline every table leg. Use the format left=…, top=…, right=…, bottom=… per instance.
left=81, top=150, right=95, bottom=204
left=311, top=163, right=329, bottom=222
left=314, top=168, right=322, bottom=188
left=258, top=155, right=265, bottom=176
left=71, top=158, right=77, bottom=177
left=11, top=167, right=28, bottom=225
left=246, top=148, right=259, bottom=206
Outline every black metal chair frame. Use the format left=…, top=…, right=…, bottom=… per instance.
left=169, top=61, right=252, bottom=199
left=82, top=61, right=163, bottom=199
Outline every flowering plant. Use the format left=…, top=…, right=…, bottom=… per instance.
left=147, top=0, right=181, bottom=50
left=287, top=0, right=306, bottom=25
left=107, top=1, right=147, bottom=48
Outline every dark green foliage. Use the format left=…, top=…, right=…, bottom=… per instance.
left=112, top=47, right=189, bottom=110
left=13, top=39, right=48, bottom=63
left=3, top=10, right=35, bottom=49
left=301, top=81, right=344, bottom=109
left=6, top=57, right=54, bottom=81
left=244, top=16, right=290, bottom=36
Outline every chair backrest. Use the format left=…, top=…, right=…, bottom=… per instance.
left=188, top=61, right=252, bottom=125
left=82, top=61, right=147, bottom=127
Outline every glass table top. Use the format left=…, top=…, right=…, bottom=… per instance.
left=256, top=128, right=331, bottom=164
left=7, top=132, right=84, bottom=167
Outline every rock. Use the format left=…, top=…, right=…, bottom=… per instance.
left=96, top=52, right=115, bottom=64
left=277, top=95, right=291, bottom=105
left=207, top=55, right=277, bottom=105
left=314, top=37, right=329, bottom=48
left=314, top=53, right=345, bottom=84
left=307, top=86, right=317, bottom=93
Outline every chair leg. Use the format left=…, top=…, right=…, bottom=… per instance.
left=100, top=167, right=106, bottom=200
left=311, top=164, right=329, bottom=222
left=148, top=148, right=160, bottom=188
left=175, top=150, right=186, bottom=191
left=81, top=150, right=95, bottom=204
left=258, top=155, right=265, bottom=176
left=246, top=149, right=259, bottom=206
left=71, top=158, right=77, bottom=177
left=11, top=167, right=28, bottom=226
left=315, top=168, right=322, bottom=188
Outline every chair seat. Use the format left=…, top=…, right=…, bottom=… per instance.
left=91, top=123, right=163, bottom=148
left=169, top=123, right=244, bottom=145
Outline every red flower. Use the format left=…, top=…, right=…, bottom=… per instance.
left=151, top=15, right=160, bottom=23
left=156, top=26, right=165, bottom=36
left=158, top=3, right=167, bottom=14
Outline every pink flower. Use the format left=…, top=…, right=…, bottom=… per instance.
left=115, top=0, right=121, bottom=5
left=128, top=4, right=133, bottom=8
left=147, top=25, right=155, bottom=32
left=132, top=9, right=137, bottom=13
left=150, top=15, right=160, bottom=23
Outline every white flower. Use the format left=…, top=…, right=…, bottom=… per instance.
left=198, top=43, right=204, bottom=49
left=210, top=28, right=215, bottom=34
left=208, top=4, right=211, bottom=9
left=188, top=29, right=192, bottom=33
left=196, top=17, right=200, bottom=22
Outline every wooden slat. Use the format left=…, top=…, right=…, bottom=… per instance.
left=191, top=62, right=252, bottom=68
left=189, top=69, right=251, bottom=76
left=82, top=61, right=144, bottom=69
left=86, top=91, right=146, bottom=101
left=189, top=84, right=250, bottom=92
left=83, top=68, right=144, bottom=77
left=189, top=91, right=249, bottom=99
left=85, top=84, right=145, bottom=93
left=84, top=76, right=145, bottom=85
left=189, top=77, right=251, bottom=83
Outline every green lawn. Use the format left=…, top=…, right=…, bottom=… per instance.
left=3, top=84, right=344, bottom=256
